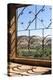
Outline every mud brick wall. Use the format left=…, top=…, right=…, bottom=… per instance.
left=8, top=4, right=29, bottom=60
left=8, top=4, right=16, bottom=60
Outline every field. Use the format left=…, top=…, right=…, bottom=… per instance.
left=17, top=47, right=51, bottom=60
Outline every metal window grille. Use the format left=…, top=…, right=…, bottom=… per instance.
left=16, top=5, right=52, bottom=60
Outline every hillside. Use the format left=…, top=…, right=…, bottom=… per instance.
left=17, top=36, right=51, bottom=59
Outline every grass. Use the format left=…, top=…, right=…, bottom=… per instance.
left=17, top=47, right=51, bottom=60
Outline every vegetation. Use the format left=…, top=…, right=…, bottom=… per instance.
left=17, top=36, right=51, bottom=60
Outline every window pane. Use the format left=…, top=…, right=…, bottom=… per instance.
left=17, top=31, right=29, bottom=57
left=16, top=5, right=52, bottom=60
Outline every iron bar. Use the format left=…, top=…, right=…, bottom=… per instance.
left=42, top=29, right=44, bottom=56
left=17, top=28, right=52, bottom=32
left=28, top=30, right=30, bottom=55
left=17, top=6, right=29, bottom=19
left=35, top=5, right=37, bottom=29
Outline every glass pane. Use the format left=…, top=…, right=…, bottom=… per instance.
left=16, top=5, right=52, bottom=60
left=43, top=29, right=51, bottom=60
left=17, top=31, right=29, bottom=57
left=30, top=30, right=42, bottom=59
left=17, top=5, right=35, bottom=31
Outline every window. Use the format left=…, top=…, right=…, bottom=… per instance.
left=16, top=5, right=52, bottom=60
left=8, top=4, right=52, bottom=76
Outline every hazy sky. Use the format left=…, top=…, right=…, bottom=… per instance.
left=16, top=5, right=52, bottom=37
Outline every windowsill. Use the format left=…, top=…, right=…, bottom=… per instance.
left=8, top=62, right=51, bottom=76
left=9, top=57, right=51, bottom=67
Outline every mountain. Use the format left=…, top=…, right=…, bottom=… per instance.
left=17, top=36, right=51, bottom=49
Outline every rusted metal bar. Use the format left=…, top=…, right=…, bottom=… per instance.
left=42, top=29, right=44, bottom=56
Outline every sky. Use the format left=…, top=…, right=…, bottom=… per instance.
left=16, top=5, right=52, bottom=37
